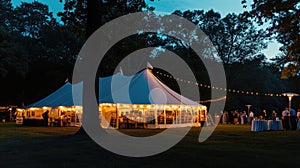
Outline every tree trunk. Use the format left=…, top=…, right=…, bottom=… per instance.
left=76, top=0, right=102, bottom=135
left=86, top=0, right=102, bottom=38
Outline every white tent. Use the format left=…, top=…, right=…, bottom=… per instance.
left=23, top=68, right=207, bottom=128
left=96, top=68, right=206, bottom=128
left=25, top=68, right=203, bottom=106
left=98, top=68, right=201, bottom=105
left=25, top=82, right=76, bottom=108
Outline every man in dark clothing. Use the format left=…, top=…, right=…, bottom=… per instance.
left=282, top=108, right=290, bottom=130
left=228, top=111, right=233, bottom=124
left=42, top=110, right=49, bottom=126
left=260, top=109, right=267, bottom=120
left=290, top=108, right=297, bottom=130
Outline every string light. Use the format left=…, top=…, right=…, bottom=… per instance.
left=198, top=96, right=227, bottom=103
left=155, top=71, right=284, bottom=97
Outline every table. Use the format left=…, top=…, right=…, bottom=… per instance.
left=251, top=120, right=268, bottom=132
left=267, top=120, right=283, bottom=131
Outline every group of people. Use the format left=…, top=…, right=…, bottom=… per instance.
left=281, top=108, right=300, bottom=130
left=42, top=110, right=71, bottom=127
left=220, top=110, right=249, bottom=125
left=219, top=108, right=300, bottom=130
left=258, top=109, right=278, bottom=120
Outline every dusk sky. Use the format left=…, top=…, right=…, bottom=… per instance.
left=11, top=0, right=282, bottom=59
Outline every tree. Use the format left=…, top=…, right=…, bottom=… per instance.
left=224, top=54, right=289, bottom=113
left=0, top=26, right=27, bottom=78
left=0, top=1, right=85, bottom=106
left=58, top=0, right=87, bottom=39
left=39, top=27, right=83, bottom=64
left=57, top=0, right=150, bottom=134
left=58, top=0, right=149, bottom=39
left=269, top=54, right=288, bottom=73
left=0, top=0, right=27, bottom=77
left=0, top=25, right=29, bottom=106
left=243, top=0, right=300, bottom=78
left=174, top=10, right=269, bottom=64
left=12, top=1, right=57, bottom=39
left=0, top=0, right=13, bottom=30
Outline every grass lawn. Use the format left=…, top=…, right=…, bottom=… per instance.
left=1, top=123, right=300, bottom=168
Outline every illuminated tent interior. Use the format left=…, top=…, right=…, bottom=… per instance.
left=18, top=82, right=82, bottom=126
left=18, top=68, right=207, bottom=128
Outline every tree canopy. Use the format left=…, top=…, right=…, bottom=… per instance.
left=0, top=0, right=299, bottom=113
left=243, top=0, right=300, bottom=78
left=58, top=0, right=149, bottom=39
left=174, top=10, right=269, bottom=64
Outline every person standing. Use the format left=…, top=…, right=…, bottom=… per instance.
left=282, top=108, right=290, bottom=130
left=249, top=111, right=254, bottom=125
left=297, top=109, right=300, bottom=130
left=242, top=111, right=247, bottom=124
left=233, top=110, right=239, bottom=125
left=228, top=111, right=234, bottom=124
left=260, top=109, right=267, bottom=120
left=297, top=109, right=300, bottom=122
left=290, top=108, right=297, bottom=130
left=42, top=110, right=49, bottom=127
left=271, top=110, right=277, bottom=120
left=222, top=111, right=229, bottom=124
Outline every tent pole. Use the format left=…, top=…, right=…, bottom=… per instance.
left=179, top=106, right=182, bottom=124
left=100, top=105, right=104, bottom=128
left=74, top=106, right=76, bottom=126
left=154, top=108, right=158, bottom=128
left=172, top=109, right=175, bottom=124
left=116, top=104, right=119, bottom=129
left=176, top=110, right=178, bottom=124
left=196, top=107, right=199, bottom=125
left=205, top=110, right=208, bottom=127
left=184, top=106, right=187, bottom=123
left=164, top=108, right=166, bottom=126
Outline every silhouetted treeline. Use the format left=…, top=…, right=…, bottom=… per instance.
left=0, top=0, right=299, bottom=115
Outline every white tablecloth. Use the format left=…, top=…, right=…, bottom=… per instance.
left=251, top=120, right=268, bottom=132
left=267, top=120, right=283, bottom=131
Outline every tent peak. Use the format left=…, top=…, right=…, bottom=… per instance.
left=147, top=62, right=153, bottom=70
left=119, top=66, right=123, bottom=75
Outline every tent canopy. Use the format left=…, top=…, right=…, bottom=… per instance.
left=99, top=69, right=201, bottom=105
left=25, top=69, right=202, bottom=108
left=25, top=82, right=74, bottom=108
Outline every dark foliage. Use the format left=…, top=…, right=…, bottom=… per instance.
left=0, top=0, right=299, bottom=115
